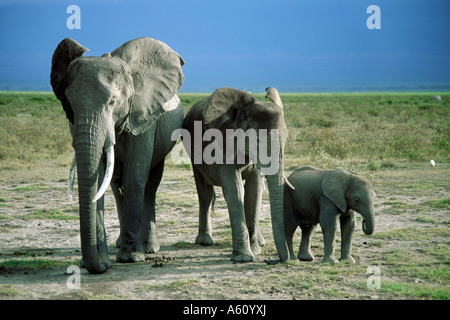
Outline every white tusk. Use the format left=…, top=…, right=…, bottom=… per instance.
left=68, top=151, right=76, bottom=202
left=284, top=175, right=295, bottom=190
left=92, top=146, right=114, bottom=203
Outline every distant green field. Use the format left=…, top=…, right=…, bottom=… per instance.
left=0, top=91, right=448, bottom=171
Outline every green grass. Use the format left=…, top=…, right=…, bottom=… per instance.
left=12, top=183, right=47, bottom=192
left=0, top=92, right=71, bottom=169
left=0, top=259, right=74, bottom=272
left=425, top=198, right=450, bottom=209
left=381, top=282, right=450, bottom=299
left=23, top=208, right=78, bottom=220
left=374, top=227, right=450, bottom=241
left=0, top=284, right=21, bottom=297
left=278, top=92, right=450, bottom=166
left=1, top=91, right=449, bottom=172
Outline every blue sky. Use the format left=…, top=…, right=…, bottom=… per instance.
left=0, top=0, right=449, bottom=92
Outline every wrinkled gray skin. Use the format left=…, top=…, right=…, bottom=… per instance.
left=182, top=87, right=290, bottom=263
left=51, top=38, right=185, bottom=273
left=284, top=166, right=375, bottom=263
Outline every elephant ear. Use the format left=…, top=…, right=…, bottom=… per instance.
left=111, top=37, right=185, bottom=135
left=202, top=87, right=255, bottom=127
left=321, top=169, right=351, bottom=213
left=265, top=87, right=283, bottom=109
left=50, top=38, right=89, bottom=123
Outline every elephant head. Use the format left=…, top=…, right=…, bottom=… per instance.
left=50, top=37, right=184, bottom=273
left=200, top=87, right=290, bottom=262
left=322, top=169, right=376, bottom=235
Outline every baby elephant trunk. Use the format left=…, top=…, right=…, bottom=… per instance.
left=362, top=209, right=375, bottom=235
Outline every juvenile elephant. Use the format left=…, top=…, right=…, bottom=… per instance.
left=284, top=166, right=375, bottom=263
left=181, top=87, right=290, bottom=263
left=51, top=38, right=185, bottom=273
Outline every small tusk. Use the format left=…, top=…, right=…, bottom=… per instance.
left=261, top=174, right=267, bottom=191
left=92, top=146, right=115, bottom=203
left=284, top=175, right=295, bottom=190
left=68, top=151, right=76, bottom=202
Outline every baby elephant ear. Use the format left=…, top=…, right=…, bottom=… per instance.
left=50, top=38, right=89, bottom=122
left=321, top=169, right=351, bottom=213
left=202, top=87, right=255, bottom=125
left=111, top=37, right=185, bottom=135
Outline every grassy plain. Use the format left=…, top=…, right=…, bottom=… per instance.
left=1, top=91, right=448, bottom=170
left=0, top=91, right=449, bottom=300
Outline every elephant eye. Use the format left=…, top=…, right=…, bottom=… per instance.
left=354, top=197, right=360, bottom=203
left=107, top=97, right=117, bottom=107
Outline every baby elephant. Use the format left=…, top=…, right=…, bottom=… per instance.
left=284, top=166, right=375, bottom=263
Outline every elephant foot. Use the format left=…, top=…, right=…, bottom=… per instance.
left=116, top=248, right=146, bottom=263
left=339, top=255, right=356, bottom=264
left=321, top=256, right=339, bottom=264
left=257, top=231, right=265, bottom=246
left=231, top=240, right=255, bottom=262
left=115, top=236, right=122, bottom=248
left=298, top=252, right=315, bottom=261
left=144, top=239, right=160, bottom=254
left=144, top=232, right=161, bottom=253
left=144, top=241, right=161, bottom=253
left=231, top=251, right=255, bottom=263
left=250, top=242, right=261, bottom=256
left=79, top=251, right=112, bottom=270
left=196, top=232, right=214, bottom=246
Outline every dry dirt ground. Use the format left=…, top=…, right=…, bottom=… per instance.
left=0, top=158, right=449, bottom=302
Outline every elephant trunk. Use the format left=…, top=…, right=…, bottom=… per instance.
left=74, top=120, right=109, bottom=274
left=266, top=162, right=290, bottom=263
left=361, top=208, right=375, bottom=235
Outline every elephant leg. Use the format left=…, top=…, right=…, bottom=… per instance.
left=243, top=171, right=263, bottom=255
left=319, top=205, right=339, bottom=264
left=93, top=193, right=112, bottom=268
left=111, top=176, right=124, bottom=248
left=141, top=160, right=165, bottom=254
left=283, top=195, right=297, bottom=260
left=339, top=210, right=355, bottom=263
left=116, top=139, right=152, bottom=263
left=298, top=224, right=316, bottom=261
left=194, top=167, right=215, bottom=245
left=284, top=223, right=297, bottom=261
left=220, top=166, right=254, bottom=262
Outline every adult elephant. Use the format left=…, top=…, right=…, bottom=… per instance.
left=50, top=37, right=185, bottom=274
left=181, top=87, right=290, bottom=263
